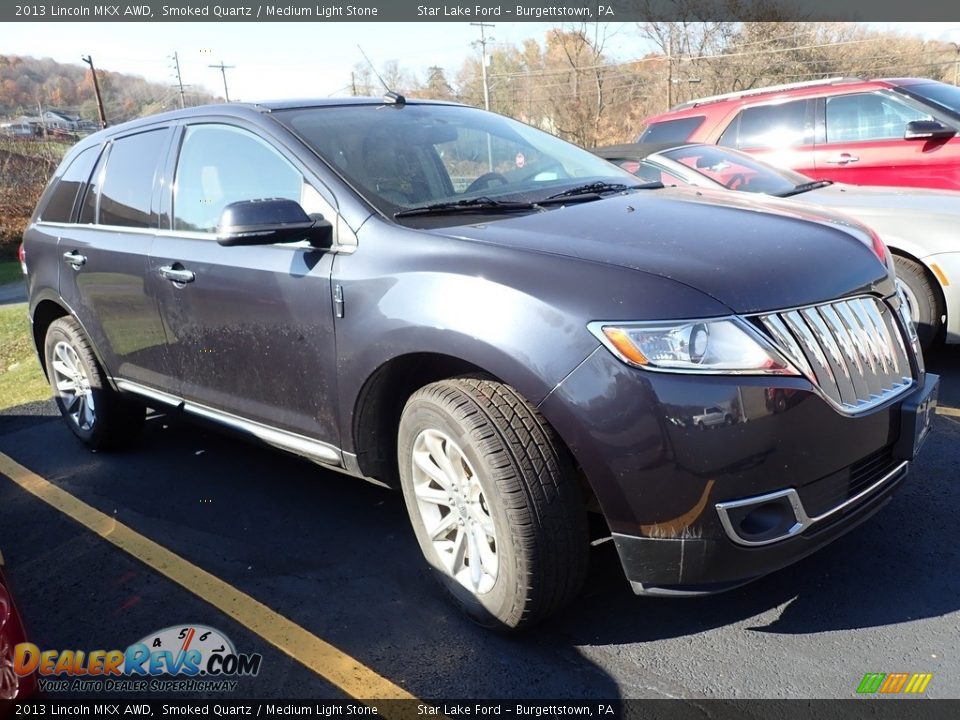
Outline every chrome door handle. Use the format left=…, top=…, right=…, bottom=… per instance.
left=824, top=153, right=859, bottom=165
left=159, top=265, right=195, bottom=284
left=62, top=250, right=87, bottom=267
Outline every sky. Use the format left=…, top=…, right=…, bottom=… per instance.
left=2, top=21, right=958, bottom=105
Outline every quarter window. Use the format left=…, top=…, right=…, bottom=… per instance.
left=40, top=146, right=100, bottom=223
left=173, top=125, right=302, bottom=233
left=638, top=117, right=705, bottom=143
left=99, top=129, right=169, bottom=228
left=825, top=93, right=933, bottom=143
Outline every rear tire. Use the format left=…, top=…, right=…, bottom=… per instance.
left=44, top=316, right=145, bottom=451
left=397, top=375, right=589, bottom=630
left=894, top=255, right=943, bottom=351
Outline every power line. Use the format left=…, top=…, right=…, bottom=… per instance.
left=486, top=35, right=895, bottom=81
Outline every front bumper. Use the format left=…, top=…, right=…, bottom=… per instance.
left=538, top=346, right=938, bottom=594
left=614, top=458, right=906, bottom=594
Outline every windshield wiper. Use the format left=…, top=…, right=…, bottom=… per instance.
left=541, top=181, right=663, bottom=201
left=393, top=181, right=664, bottom=218
left=776, top=180, right=834, bottom=198
left=394, top=196, right=539, bottom=218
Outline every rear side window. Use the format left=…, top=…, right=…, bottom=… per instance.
left=638, top=117, right=705, bottom=143
left=720, top=100, right=812, bottom=149
left=98, top=129, right=169, bottom=228
left=39, top=146, right=99, bottom=223
left=78, top=149, right=107, bottom=225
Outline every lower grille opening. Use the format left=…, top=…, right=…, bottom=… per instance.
left=800, top=446, right=898, bottom=518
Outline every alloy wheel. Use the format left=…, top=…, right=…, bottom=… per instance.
left=411, top=428, right=499, bottom=594
left=51, top=340, right=96, bottom=431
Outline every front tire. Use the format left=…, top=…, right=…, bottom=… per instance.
left=397, top=376, right=588, bottom=630
left=894, top=256, right=943, bottom=350
left=44, top=316, right=145, bottom=451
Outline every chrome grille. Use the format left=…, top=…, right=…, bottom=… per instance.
left=757, top=296, right=914, bottom=413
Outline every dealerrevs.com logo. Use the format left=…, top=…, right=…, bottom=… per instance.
left=13, top=624, right=262, bottom=693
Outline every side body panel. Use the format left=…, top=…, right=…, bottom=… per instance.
left=148, top=236, right=339, bottom=441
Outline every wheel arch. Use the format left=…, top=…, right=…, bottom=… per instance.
left=349, top=351, right=600, bottom=517
left=31, top=299, right=117, bottom=390
left=890, top=247, right=948, bottom=322
left=351, top=352, right=493, bottom=484
left=31, top=298, right=71, bottom=376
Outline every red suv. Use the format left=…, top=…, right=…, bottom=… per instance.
left=639, top=77, right=960, bottom=190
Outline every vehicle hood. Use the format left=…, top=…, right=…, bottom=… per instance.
left=801, top=184, right=960, bottom=255
left=805, top=183, right=960, bottom=212
left=428, top=187, right=890, bottom=314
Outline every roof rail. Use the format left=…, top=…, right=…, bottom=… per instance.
left=671, top=77, right=863, bottom=110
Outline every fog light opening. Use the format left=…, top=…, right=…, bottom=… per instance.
left=738, top=501, right=795, bottom=538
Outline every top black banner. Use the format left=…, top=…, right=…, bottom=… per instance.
left=2, top=0, right=959, bottom=23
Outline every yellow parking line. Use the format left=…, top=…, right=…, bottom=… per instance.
left=936, top=406, right=960, bottom=418
left=0, top=452, right=417, bottom=703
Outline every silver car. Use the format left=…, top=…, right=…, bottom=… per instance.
left=594, top=142, right=960, bottom=349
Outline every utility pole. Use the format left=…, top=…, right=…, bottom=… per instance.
left=36, top=100, right=47, bottom=138
left=470, top=22, right=495, bottom=111
left=666, top=27, right=674, bottom=111
left=471, top=21, right=495, bottom=171
left=170, top=51, right=187, bottom=108
left=81, top=55, right=107, bottom=128
left=209, top=60, right=235, bottom=102
left=952, top=43, right=960, bottom=86
left=350, top=71, right=357, bottom=96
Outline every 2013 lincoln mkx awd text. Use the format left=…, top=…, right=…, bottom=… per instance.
left=22, top=97, right=939, bottom=629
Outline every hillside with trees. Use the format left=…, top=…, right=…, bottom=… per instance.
left=0, top=54, right=217, bottom=124
left=0, top=56, right=219, bottom=254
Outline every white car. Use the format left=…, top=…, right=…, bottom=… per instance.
left=692, top=406, right=734, bottom=429
left=594, top=142, right=960, bottom=349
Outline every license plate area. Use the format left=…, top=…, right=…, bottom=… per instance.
left=893, top=374, right=939, bottom=461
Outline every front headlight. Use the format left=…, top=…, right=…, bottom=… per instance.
left=588, top=318, right=800, bottom=375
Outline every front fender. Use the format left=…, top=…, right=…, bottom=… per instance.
left=333, top=217, right=729, bottom=453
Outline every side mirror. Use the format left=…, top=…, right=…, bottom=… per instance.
left=904, top=120, right=956, bottom=141
left=216, top=198, right=333, bottom=248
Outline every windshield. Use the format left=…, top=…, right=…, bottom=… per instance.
left=898, top=82, right=960, bottom=121
left=274, top=103, right=635, bottom=223
left=661, top=145, right=810, bottom=195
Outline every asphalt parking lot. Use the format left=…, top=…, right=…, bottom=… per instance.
left=0, top=341, right=958, bottom=702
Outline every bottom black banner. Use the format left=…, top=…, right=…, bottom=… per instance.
left=1, top=700, right=958, bottom=720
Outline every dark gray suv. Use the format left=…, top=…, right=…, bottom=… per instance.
left=23, top=98, right=939, bottom=629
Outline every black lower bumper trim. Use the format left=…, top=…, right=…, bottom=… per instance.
left=613, top=462, right=907, bottom=592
